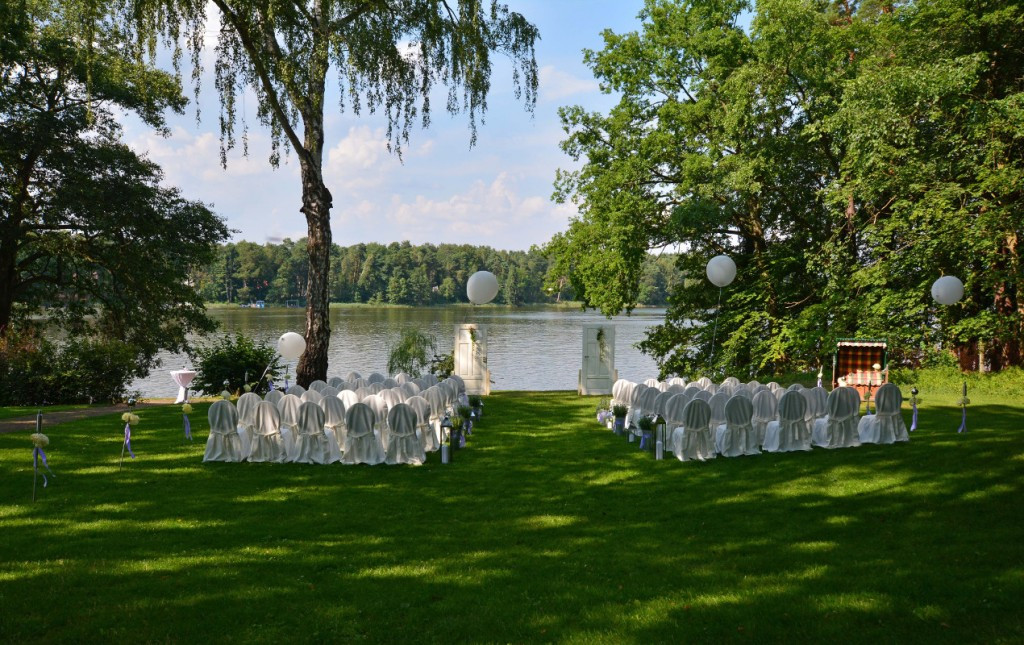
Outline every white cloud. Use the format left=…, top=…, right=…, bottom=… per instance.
left=323, top=125, right=396, bottom=191
left=538, top=65, right=599, bottom=102
left=330, top=172, right=576, bottom=249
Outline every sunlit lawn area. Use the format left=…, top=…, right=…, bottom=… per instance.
left=1, top=391, right=1021, bottom=642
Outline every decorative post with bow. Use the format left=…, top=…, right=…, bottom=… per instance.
left=182, top=403, right=193, bottom=441
left=120, top=399, right=140, bottom=470
left=31, top=412, right=54, bottom=501
left=909, top=387, right=919, bottom=432
left=957, top=381, right=969, bottom=433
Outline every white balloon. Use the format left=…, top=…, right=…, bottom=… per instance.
left=706, top=255, right=737, bottom=288
left=277, top=331, right=306, bottom=359
left=467, top=270, right=500, bottom=305
left=931, top=275, right=964, bottom=306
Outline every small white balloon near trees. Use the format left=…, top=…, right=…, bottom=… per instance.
left=931, top=275, right=965, bottom=306
left=456, top=271, right=498, bottom=395
left=930, top=275, right=968, bottom=432
left=706, top=255, right=737, bottom=288
left=705, top=255, right=737, bottom=371
left=466, top=271, right=500, bottom=305
left=277, top=332, right=306, bottom=360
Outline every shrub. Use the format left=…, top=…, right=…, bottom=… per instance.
left=0, top=329, right=140, bottom=405
left=194, top=334, right=279, bottom=396
left=387, top=329, right=436, bottom=377
left=430, top=350, right=454, bottom=379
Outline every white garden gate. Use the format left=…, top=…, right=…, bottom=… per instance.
left=578, top=324, right=616, bottom=395
left=454, top=324, right=490, bottom=395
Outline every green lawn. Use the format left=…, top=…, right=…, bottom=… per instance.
left=1, top=391, right=1021, bottom=643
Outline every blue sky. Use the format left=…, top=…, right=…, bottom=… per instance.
left=122, top=1, right=649, bottom=250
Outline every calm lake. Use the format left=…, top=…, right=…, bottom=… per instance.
left=133, top=306, right=665, bottom=397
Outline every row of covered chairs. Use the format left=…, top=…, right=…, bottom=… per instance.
left=204, top=372, right=468, bottom=465
left=610, top=378, right=909, bottom=462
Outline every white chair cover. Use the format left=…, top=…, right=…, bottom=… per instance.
left=449, top=374, right=466, bottom=395
left=813, top=386, right=861, bottom=449
left=627, top=384, right=651, bottom=428
left=399, top=382, right=421, bottom=398
left=643, top=378, right=660, bottom=388
left=339, top=389, right=359, bottom=408
left=381, top=377, right=399, bottom=389
left=717, top=384, right=734, bottom=398
left=751, top=390, right=777, bottom=446
left=666, top=384, right=686, bottom=394
left=345, top=371, right=361, bottom=382
left=381, top=388, right=403, bottom=409
left=301, top=389, right=323, bottom=405
left=668, top=377, right=687, bottom=386
left=716, top=396, right=759, bottom=457
left=733, top=386, right=753, bottom=401
left=364, top=393, right=390, bottom=446
left=385, top=403, right=426, bottom=465
left=696, top=377, right=712, bottom=389
left=722, top=376, right=740, bottom=387
left=787, top=383, right=805, bottom=392
left=664, top=393, right=689, bottom=434
left=654, top=390, right=675, bottom=420
left=327, top=376, right=345, bottom=388
left=858, top=383, right=908, bottom=444
left=320, top=395, right=348, bottom=450
left=293, top=401, right=340, bottom=464
left=286, top=384, right=306, bottom=396
left=235, top=392, right=261, bottom=458
left=320, top=386, right=340, bottom=398
left=405, top=395, right=437, bottom=452
left=248, top=401, right=287, bottom=463
left=342, top=402, right=384, bottom=465
left=308, top=379, right=328, bottom=393
left=354, top=386, right=373, bottom=400
left=671, top=398, right=715, bottom=461
left=708, top=392, right=730, bottom=432
left=422, top=386, right=446, bottom=445
left=637, top=387, right=660, bottom=416
left=612, top=379, right=634, bottom=407
left=367, top=372, right=386, bottom=384
left=394, top=372, right=411, bottom=384
left=810, top=387, right=829, bottom=421
left=277, top=394, right=303, bottom=459
left=420, top=374, right=439, bottom=387
left=692, top=390, right=712, bottom=403
left=763, top=390, right=811, bottom=452
left=800, top=387, right=819, bottom=426
left=203, top=400, right=243, bottom=462
left=264, top=389, right=284, bottom=405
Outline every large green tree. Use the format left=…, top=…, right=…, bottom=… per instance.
left=550, top=0, right=1023, bottom=377
left=112, top=0, right=539, bottom=386
left=0, top=0, right=230, bottom=366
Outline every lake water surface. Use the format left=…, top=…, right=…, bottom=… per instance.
left=134, top=306, right=665, bottom=397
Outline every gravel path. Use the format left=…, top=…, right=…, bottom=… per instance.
left=0, top=402, right=166, bottom=434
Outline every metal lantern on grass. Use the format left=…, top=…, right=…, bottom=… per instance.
left=440, top=415, right=453, bottom=464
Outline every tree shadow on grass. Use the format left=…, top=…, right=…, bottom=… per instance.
left=0, top=393, right=1021, bottom=642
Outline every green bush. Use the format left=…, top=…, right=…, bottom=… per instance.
left=194, top=334, right=279, bottom=396
left=386, top=329, right=435, bottom=377
left=889, top=366, right=1024, bottom=399
left=430, top=350, right=454, bottom=379
left=0, top=329, right=140, bottom=405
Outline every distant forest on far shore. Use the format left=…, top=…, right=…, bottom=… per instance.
left=192, top=240, right=681, bottom=307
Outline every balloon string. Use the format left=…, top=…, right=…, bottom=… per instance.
left=709, top=287, right=723, bottom=370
